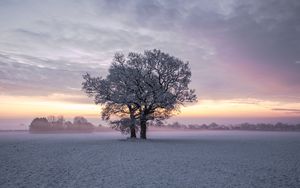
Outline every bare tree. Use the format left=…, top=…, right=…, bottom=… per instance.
left=82, top=49, right=197, bottom=139
left=73, top=116, right=88, bottom=125
left=82, top=54, right=140, bottom=138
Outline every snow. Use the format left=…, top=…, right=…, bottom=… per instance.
left=1, top=131, right=300, bottom=188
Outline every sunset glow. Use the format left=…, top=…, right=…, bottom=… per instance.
left=1, top=0, right=300, bottom=129
left=1, top=94, right=300, bottom=120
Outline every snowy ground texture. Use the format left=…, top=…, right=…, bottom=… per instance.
left=1, top=131, right=300, bottom=188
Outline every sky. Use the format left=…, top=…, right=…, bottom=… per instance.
left=0, top=0, right=300, bottom=129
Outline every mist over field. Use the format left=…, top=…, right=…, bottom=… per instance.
left=2, top=116, right=300, bottom=131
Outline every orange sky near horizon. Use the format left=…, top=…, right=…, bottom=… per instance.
left=1, top=94, right=299, bottom=120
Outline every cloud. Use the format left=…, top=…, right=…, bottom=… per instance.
left=272, top=108, right=300, bottom=114
left=0, top=0, right=299, bottom=102
left=0, top=51, right=106, bottom=96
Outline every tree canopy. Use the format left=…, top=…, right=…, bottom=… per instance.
left=82, top=49, right=197, bottom=139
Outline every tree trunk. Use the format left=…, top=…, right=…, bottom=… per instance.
left=129, top=112, right=136, bottom=138
left=140, top=120, right=147, bottom=139
left=130, top=125, right=136, bottom=138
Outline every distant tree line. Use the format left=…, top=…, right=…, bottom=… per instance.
left=29, top=116, right=95, bottom=132
left=164, top=122, right=300, bottom=131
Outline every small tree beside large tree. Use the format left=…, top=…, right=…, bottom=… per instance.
left=82, top=49, right=197, bottom=139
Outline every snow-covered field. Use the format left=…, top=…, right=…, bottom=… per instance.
left=1, top=131, right=300, bottom=188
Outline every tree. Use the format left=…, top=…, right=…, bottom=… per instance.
left=72, top=116, right=94, bottom=131
left=82, top=49, right=197, bottom=139
left=82, top=53, right=140, bottom=138
left=73, top=116, right=88, bottom=125
left=29, top=117, right=50, bottom=131
left=47, top=115, right=65, bottom=130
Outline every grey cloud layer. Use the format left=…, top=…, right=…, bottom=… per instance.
left=0, top=0, right=299, bottom=102
left=0, top=52, right=106, bottom=96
